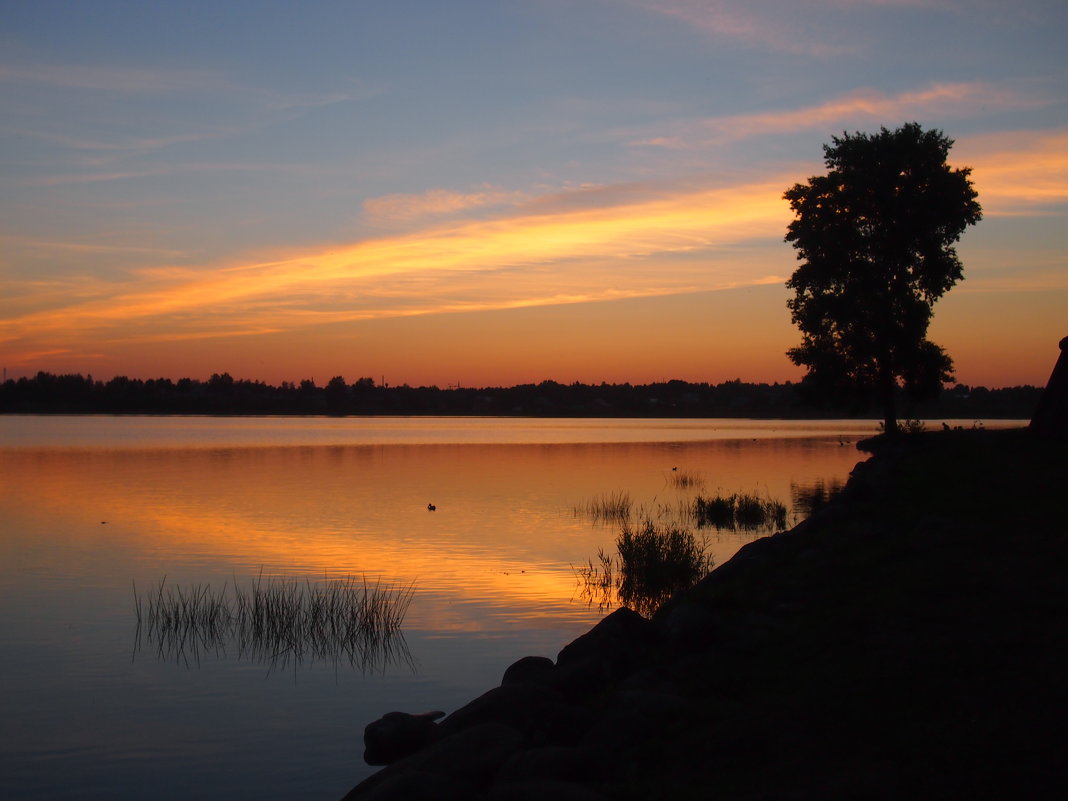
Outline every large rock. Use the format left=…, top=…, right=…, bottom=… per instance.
left=653, top=598, right=721, bottom=648
left=437, top=683, right=593, bottom=747
left=363, top=710, right=445, bottom=765
left=494, top=745, right=609, bottom=784
left=342, top=770, right=469, bottom=801
left=501, top=655, right=555, bottom=687
left=580, top=688, right=693, bottom=758
left=342, top=722, right=526, bottom=800
left=488, top=780, right=611, bottom=801
left=556, top=607, right=658, bottom=681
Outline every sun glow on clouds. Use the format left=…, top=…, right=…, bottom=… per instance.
left=956, top=129, right=1068, bottom=215
left=630, top=0, right=855, bottom=57
left=1, top=120, right=1064, bottom=375
left=630, top=82, right=1057, bottom=149
left=0, top=176, right=794, bottom=356
left=362, top=186, right=529, bottom=226
left=2, top=61, right=1065, bottom=384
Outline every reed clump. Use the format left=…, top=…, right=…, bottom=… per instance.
left=668, top=469, right=704, bottom=489
left=791, top=479, right=844, bottom=517
left=134, top=573, right=415, bottom=672
left=575, top=519, right=714, bottom=617
left=693, top=492, right=788, bottom=531
left=573, top=490, right=632, bottom=524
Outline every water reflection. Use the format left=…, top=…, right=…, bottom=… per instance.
left=1, top=435, right=872, bottom=631
left=791, top=478, right=846, bottom=516
left=0, top=414, right=886, bottom=449
left=132, top=574, right=416, bottom=675
left=3, top=417, right=965, bottom=801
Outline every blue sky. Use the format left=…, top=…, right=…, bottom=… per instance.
left=2, top=0, right=1066, bottom=387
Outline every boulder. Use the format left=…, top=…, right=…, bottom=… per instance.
left=501, top=655, right=555, bottom=687
left=437, top=683, right=593, bottom=747
left=342, top=769, right=471, bottom=801
left=556, top=607, right=658, bottom=682
left=363, top=710, right=445, bottom=766
left=488, top=780, right=611, bottom=801
left=580, top=688, right=693, bottom=757
left=653, top=598, right=720, bottom=648
left=494, top=745, right=609, bottom=784
left=343, top=723, right=525, bottom=800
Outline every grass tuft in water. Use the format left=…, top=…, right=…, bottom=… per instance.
left=791, top=479, right=844, bottom=517
left=575, top=519, right=714, bottom=617
left=134, top=572, right=415, bottom=673
left=693, top=491, right=789, bottom=531
left=668, top=469, right=704, bottom=489
left=573, top=490, right=632, bottom=524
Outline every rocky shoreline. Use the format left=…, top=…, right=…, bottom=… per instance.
left=341, top=427, right=1067, bottom=800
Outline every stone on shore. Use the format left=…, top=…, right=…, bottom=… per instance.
left=363, top=711, right=445, bottom=766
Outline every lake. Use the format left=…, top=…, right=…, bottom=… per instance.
left=0, top=415, right=1012, bottom=800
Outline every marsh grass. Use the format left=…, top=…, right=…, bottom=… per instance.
left=668, top=469, right=704, bottom=489
left=575, top=519, right=714, bottom=617
left=791, top=479, right=845, bottom=517
left=573, top=490, right=632, bottom=524
left=692, top=494, right=735, bottom=528
left=134, top=573, right=415, bottom=673
left=574, top=478, right=788, bottom=614
left=694, top=492, right=788, bottom=531
left=575, top=548, right=616, bottom=601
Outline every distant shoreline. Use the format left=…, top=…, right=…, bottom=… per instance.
left=0, top=372, right=1041, bottom=420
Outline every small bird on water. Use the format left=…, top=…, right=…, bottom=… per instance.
left=427, top=503, right=436, bottom=511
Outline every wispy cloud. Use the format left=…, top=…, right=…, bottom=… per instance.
left=956, top=128, right=1068, bottom=215
left=1, top=61, right=380, bottom=175
left=0, top=235, right=187, bottom=258
left=0, top=172, right=795, bottom=348
left=630, top=81, right=1057, bottom=149
left=629, top=0, right=956, bottom=57
left=627, top=0, right=854, bottom=57
left=362, top=186, right=530, bottom=226
left=259, top=77, right=385, bottom=110
left=2, top=125, right=243, bottom=154
left=4, top=122, right=1063, bottom=356
left=0, top=63, right=228, bottom=93
left=16, top=159, right=331, bottom=188
left=0, top=61, right=379, bottom=107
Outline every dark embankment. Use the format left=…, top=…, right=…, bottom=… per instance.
left=342, top=428, right=1067, bottom=800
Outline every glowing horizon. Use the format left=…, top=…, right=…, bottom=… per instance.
left=2, top=3, right=1065, bottom=389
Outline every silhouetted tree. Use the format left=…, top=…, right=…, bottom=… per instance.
left=208, top=372, right=234, bottom=389
left=784, top=123, right=982, bottom=433
left=325, top=375, right=349, bottom=414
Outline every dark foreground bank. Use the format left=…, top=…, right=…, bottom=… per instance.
left=341, top=428, right=1067, bottom=801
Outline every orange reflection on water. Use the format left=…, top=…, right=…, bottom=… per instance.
left=0, top=436, right=868, bottom=632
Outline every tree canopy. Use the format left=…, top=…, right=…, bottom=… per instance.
left=784, top=122, right=982, bottom=433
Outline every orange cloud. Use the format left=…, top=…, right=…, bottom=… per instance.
left=0, top=175, right=795, bottom=353
left=362, top=186, right=529, bottom=225
left=956, top=129, right=1068, bottom=215
left=632, top=82, right=1056, bottom=149
left=3, top=128, right=1061, bottom=378
left=631, top=0, right=854, bottom=57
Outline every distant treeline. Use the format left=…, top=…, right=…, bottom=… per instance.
left=0, top=371, right=1043, bottom=420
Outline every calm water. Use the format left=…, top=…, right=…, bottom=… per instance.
left=0, top=415, right=1012, bottom=800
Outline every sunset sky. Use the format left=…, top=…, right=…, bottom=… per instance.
left=2, top=0, right=1065, bottom=389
